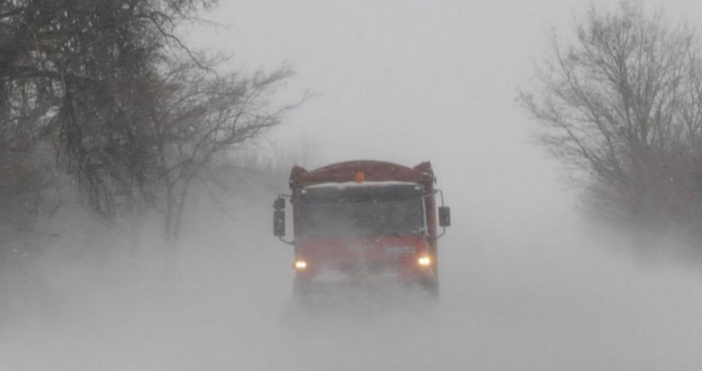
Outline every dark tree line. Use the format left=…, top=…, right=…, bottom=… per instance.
left=520, top=2, right=702, bottom=239
left=0, top=0, right=293, bottom=240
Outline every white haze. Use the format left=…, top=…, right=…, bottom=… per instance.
left=4, top=0, right=702, bottom=370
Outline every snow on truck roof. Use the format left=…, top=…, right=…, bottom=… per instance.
left=304, top=181, right=419, bottom=189
left=290, top=160, right=434, bottom=188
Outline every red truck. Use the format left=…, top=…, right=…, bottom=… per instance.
left=273, top=160, right=450, bottom=298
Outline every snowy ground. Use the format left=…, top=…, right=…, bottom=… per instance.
left=2, top=190, right=702, bottom=371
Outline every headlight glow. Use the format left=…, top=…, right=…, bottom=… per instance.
left=418, top=256, right=432, bottom=266
left=294, top=260, right=307, bottom=270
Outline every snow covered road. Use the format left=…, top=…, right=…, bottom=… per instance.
left=3, top=200, right=702, bottom=371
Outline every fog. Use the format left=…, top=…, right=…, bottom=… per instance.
left=5, top=178, right=702, bottom=370
left=4, top=0, right=702, bottom=370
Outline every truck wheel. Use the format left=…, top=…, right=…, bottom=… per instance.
left=420, top=278, right=440, bottom=301
left=293, top=279, right=311, bottom=299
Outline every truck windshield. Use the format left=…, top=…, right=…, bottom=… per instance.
left=299, top=196, right=426, bottom=238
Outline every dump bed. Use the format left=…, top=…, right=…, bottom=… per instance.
left=289, top=160, right=435, bottom=188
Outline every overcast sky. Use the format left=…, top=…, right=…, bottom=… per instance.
left=185, top=0, right=702, bottom=234
left=184, top=1, right=702, bottom=158
left=186, top=0, right=702, bottom=161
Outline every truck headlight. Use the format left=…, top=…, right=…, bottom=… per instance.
left=294, top=260, right=308, bottom=270
left=417, top=256, right=431, bottom=267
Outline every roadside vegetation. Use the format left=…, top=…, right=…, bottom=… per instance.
left=520, top=1, right=702, bottom=245
left=0, top=0, right=298, bottom=248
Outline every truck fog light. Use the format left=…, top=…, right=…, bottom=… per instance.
left=294, top=260, right=308, bottom=270
left=418, top=256, right=431, bottom=266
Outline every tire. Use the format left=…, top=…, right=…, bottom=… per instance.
left=420, top=277, right=440, bottom=301
left=293, top=279, right=311, bottom=299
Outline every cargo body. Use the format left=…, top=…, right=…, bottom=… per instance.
left=273, top=161, right=450, bottom=298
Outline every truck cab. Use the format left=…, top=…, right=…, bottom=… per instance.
left=273, top=160, right=450, bottom=298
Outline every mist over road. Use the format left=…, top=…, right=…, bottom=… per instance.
left=4, top=1, right=702, bottom=369
left=3, top=190, right=702, bottom=371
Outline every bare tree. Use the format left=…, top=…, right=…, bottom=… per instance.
left=519, top=2, right=702, bottom=231
left=1, top=0, right=299, bottom=249
left=0, top=0, right=217, bottom=217
left=150, top=62, right=296, bottom=241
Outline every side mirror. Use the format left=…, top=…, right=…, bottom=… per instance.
left=439, top=206, right=451, bottom=227
left=274, top=209, right=286, bottom=237
left=273, top=197, right=286, bottom=210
